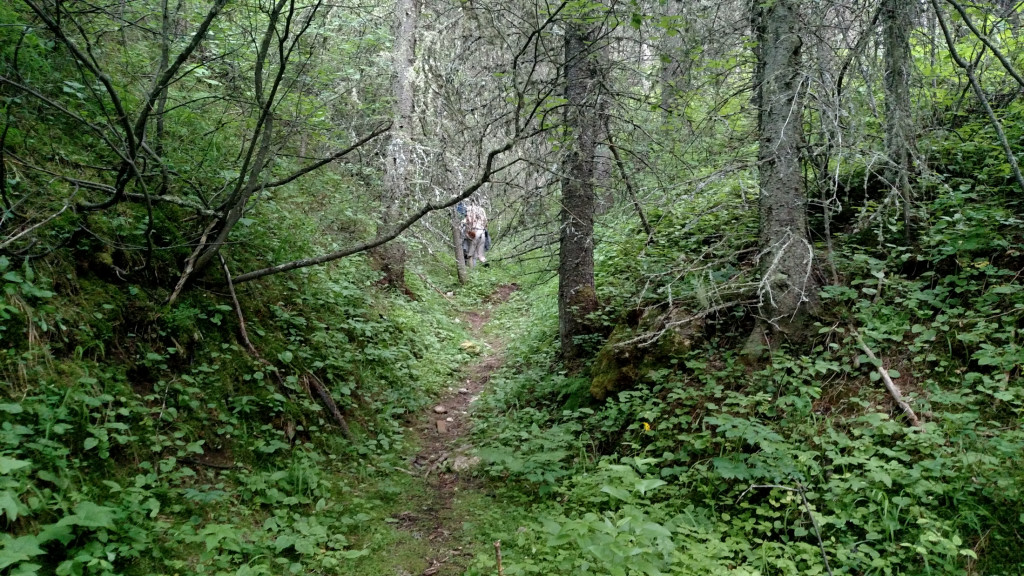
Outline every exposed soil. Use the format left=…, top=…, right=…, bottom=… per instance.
left=394, top=283, right=519, bottom=575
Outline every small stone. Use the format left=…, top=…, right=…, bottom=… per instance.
left=436, top=420, right=448, bottom=433
left=433, top=405, right=448, bottom=414
left=458, top=388, right=470, bottom=394
left=451, top=455, right=480, bottom=472
left=446, top=417, right=454, bottom=422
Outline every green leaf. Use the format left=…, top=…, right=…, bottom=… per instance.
left=633, top=478, right=667, bottom=496
left=35, top=523, right=72, bottom=546
left=0, top=491, right=21, bottom=522
left=10, top=562, right=42, bottom=576
left=0, top=458, right=31, bottom=475
left=83, top=437, right=99, bottom=450
left=0, top=535, right=45, bottom=571
left=601, top=485, right=633, bottom=502
left=639, top=521, right=672, bottom=539
left=57, top=501, right=117, bottom=529
left=712, top=457, right=751, bottom=480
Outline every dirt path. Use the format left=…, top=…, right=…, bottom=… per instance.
left=392, top=283, right=519, bottom=576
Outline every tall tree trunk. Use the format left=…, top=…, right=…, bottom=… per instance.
left=558, top=23, right=602, bottom=363
left=745, top=0, right=819, bottom=356
left=373, top=0, right=418, bottom=291
left=452, top=209, right=467, bottom=284
left=659, top=0, right=691, bottom=116
left=882, top=0, right=916, bottom=243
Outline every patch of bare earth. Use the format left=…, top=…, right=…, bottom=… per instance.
left=395, top=284, right=519, bottom=575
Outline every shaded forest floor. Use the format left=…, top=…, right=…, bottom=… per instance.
left=345, top=283, right=519, bottom=576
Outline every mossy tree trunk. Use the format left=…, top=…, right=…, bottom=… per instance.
left=558, top=22, right=602, bottom=363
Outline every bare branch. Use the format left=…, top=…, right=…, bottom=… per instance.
left=232, top=139, right=517, bottom=284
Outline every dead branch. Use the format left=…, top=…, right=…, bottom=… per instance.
left=614, top=299, right=757, bottom=350
left=305, top=372, right=355, bottom=441
left=231, top=140, right=518, bottom=284
left=853, top=330, right=922, bottom=428
left=738, top=484, right=834, bottom=576
left=0, top=204, right=71, bottom=251
left=605, top=122, right=653, bottom=242
left=168, top=218, right=218, bottom=304
left=494, top=540, right=504, bottom=576
left=930, top=0, right=1024, bottom=196
left=413, top=271, right=453, bottom=301
left=262, top=122, right=391, bottom=189
left=219, top=253, right=258, bottom=355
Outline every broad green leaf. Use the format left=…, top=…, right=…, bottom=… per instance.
left=57, top=501, right=117, bottom=529
left=633, top=478, right=667, bottom=496
left=0, top=458, right=31, bottom=475
left=0, top=535, right=45, bottom=571
left=712, top=457, right=751, bottom=480
left=0, top=491, right=20, bottom=522
left=601, top=485, right=633, bottom=502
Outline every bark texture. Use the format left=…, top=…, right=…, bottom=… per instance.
left=882, top=0, right=916, bottom=242
left=748, top=0, right=818, bottom=350
left=373, top=0, right=418, bottom=290
left=558, top=23, right=602, bottom=363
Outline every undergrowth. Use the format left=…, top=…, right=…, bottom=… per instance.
left=0, top=216, right=473, bottom=575
left=468, top=145, right=1024, bottom=575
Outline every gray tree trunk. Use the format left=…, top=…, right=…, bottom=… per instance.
left=452, top=209, right=467, bottom=284
left=558, top=22, right=602, bottom=363
left=746, top=0, right=819, bottom=355
left=659, top=0, right=691, bottom=115
left=373, top=0, right=418, bottom=291
left=882, top=0, right=916, bottom=243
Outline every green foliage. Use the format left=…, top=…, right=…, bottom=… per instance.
left=469, top=133, right=1024, bottom=573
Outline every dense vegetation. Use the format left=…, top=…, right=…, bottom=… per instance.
left=2, top=0, right=1024, bottom=575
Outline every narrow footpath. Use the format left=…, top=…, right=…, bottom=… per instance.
left=385, top=283, right=519, bottom=576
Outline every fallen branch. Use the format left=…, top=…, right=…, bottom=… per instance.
left=614, top=299, right=756, bottom=350
left=494, top=540, right=504, bottom=576
left=168, top=218, right=218, bottom=304
left=738, top=484, right=834, bottom=576
left=853, top=331, right=922, bottom=428
left=0, top=203, right=71, bottom=250
left=414, top=271, right=453, bottom=301
left=305, top=372, right=355, bottom=441
left=929, top=0, right=1024, bottom=196
left=219, top=253, right=257, bottom=356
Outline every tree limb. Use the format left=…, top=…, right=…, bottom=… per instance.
left=232, top=139, right=517, bottom=284
left=930, top=0, right=1024, bottom=195
left=262, top=122, right=391, bottom=189
left=945, top=0, right=1024, bottom=90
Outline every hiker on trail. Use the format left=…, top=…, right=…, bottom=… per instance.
left=462, top=204, right=489, bottom=268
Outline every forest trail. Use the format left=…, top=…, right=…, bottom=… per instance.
left=385, top=283, right=519, bottom=576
